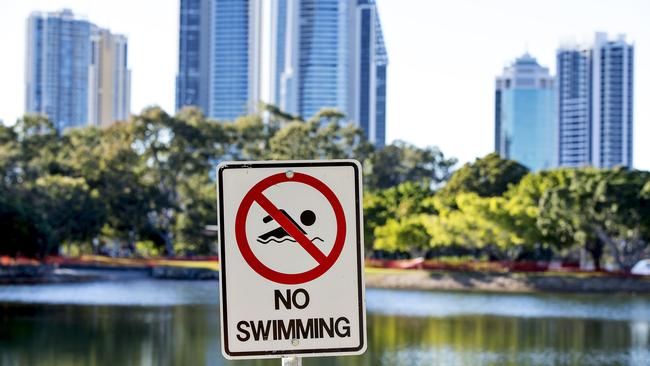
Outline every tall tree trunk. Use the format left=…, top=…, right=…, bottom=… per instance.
left=587, top=242, right=603, bottom=271
left=594, top=225, right=626, bottom=270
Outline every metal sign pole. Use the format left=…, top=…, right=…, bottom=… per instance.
left=281, top=357, right=302, bottom=366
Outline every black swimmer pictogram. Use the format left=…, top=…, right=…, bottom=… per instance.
left=257, top=209, right=324, bottom=244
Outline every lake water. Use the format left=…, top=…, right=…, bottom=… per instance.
left=1, top=276, right=649, bottom=365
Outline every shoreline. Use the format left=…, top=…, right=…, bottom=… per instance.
left=364, top=268, right=650, bottom=294
left=0, top=264, right=217, bottom=284
left=3, top=264, right=650, bottom=294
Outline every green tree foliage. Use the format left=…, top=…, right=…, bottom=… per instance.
left=424, top=193, right=524, bottom=258
left=370, top=155, right=650, bottom=269
left=0, top=191, right=43, bottom=257
left=364, top=181, right=436, bottom=251
left=478, top=170, right=574, bottom=259
left=364, top=141, right=456, bottom=190
left=268, top=109, right=370, bottom=160
left=537, top=168, right=650, bottom=270
left=374, top=215, right=431, bottom=257
left=4, top=107, right=647, bottom=271
left=174, top=174, right=217, bottom=255
left=439, top=153, right=529, bottom=198
left=0, top=106, right=452, bottom=258
left=31, top=175, right=105, bottom=254
left=388, top=154, right=532, bottom=259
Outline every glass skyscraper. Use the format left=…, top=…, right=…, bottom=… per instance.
left=25, top=9, right=92, bottom=131
left=176, top=0, right=211, bottom=114
left=495, top=54, right=557, bottom=171
left=25, top=9, right=130, bottom=131
left=357, top=0, right=388, bottom=148
left=269, top=0, right=388, bottom=146
left=557, top=33, right=634, bottom=168
left=176, top=0, right=261, bottom=121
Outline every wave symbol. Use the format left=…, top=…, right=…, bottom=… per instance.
left=257, top=236, right=324, bottom=245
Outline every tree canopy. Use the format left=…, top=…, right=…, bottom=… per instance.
left=0, top=106, right=452, bottom=257
left=364, top=152, right=650, bottom=271
left=438, top=153, right=529, bottom=198
left=2, top=108, right=648, bottom=272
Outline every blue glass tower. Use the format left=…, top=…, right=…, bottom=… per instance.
left=209, top=0, right=260, bottom=120
left=176, top=0, right=261, bottom=120
left=557, top=33, right=634, bottom=168
left=270, top=0, right=388, bottom=146
left=270, top=0, right=288, bottom=116
left=495, top=54, right=557, bottom=171
left=357, top=0, right=387, bottom=147
left=176, top=0, right=211, bottom=114
left=295, top=0, right=350, bottom=120
left=25, top=9, right=92, bottom=131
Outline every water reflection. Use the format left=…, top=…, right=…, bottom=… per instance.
left=1, top=307, right=649, bottom=366
left=3, top=280, right=650, bottom=322
left=366, top=288, right=650, bottom=321
left=0, top=277, right=219, bottom=306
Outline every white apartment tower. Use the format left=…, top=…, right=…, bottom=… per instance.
left=557, top=32, right=634, bottom=168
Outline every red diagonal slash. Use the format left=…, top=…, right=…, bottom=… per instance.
left=254, top=192, right=327, bottom=264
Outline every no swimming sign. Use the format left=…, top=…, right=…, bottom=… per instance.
left=217, top=160, right=366, bottom=359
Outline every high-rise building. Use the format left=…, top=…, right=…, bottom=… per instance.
left=175, top=0, right=212, bottom=115
left=357, top=0, right=388, bottom=148
left=25, top=9, right=130, bottom=131
left=270, top=0, right=350, bottom=120
left=494, top=54, right=557, bottom=171
left=88, top=29, right=131, bottom=126
left=269, top=0, right=388, bottom=146
left=25, top=9, right=93, bottom=131
left=557, top=33, right=634, bottom=168
left=175, top=0, right=262, bottom=120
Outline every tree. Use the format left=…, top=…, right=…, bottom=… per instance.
left=267, top=108, right=371, bottom=161
left=412, top=154, right=531, bottom=259
left=260, top=102, right=301, bottom=124
left=537, top=168, right=650, bottom=270
left=30, top=175, right=105, bottom=254
left=226, top=114, right=269, bottom=160
left=13, top=114, right=62, bottom=182
left=130, top=107, right=216, bottom=255
left=364, top=181, right=436, bottom=252
left=439, top=153, right=528, bottom=198
left=364, top=141, right=456, bottom=189
left=424, top=193, right=525, bottom=258
left=374, top=215, right=432, bottom=257
left=0, top=124, right=20, bottom=188
left=63, top=121, right=158, bottom=253
left=0, top=115, right=67, bottom=256
left=1, top=107, right=465, bottom=258
left=0, top=188, right=44, bottom=257
left=174, top=174, right=218, bottom=255
left=493, top=169, right=574, bottom=258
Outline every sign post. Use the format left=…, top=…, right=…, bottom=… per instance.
left=282, top=357, right=302, bottom=366
left=217, top=160, right=366, bottom=361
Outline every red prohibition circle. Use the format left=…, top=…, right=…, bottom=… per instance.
left=235, top=172, right=346, bottom=285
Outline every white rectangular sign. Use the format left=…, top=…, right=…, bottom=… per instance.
left=217, top=160, right=366, bottom=359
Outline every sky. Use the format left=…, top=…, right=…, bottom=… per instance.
left=0, top=0, right=648, bottom=170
